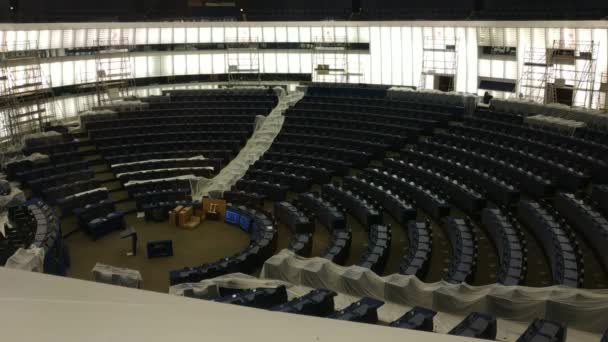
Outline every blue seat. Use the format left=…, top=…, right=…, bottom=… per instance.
left=390, top=306, right=436, bottom=332
left=448, top=312, right=497, bottom=340
left=214, top=286, right=288, bottom=309
left=87, top=211, right=125, bottom=240
left=321, top=184, right=382, bottom=228
left=443, top=217, right=477, bottom=284
left=516, top=319, right=567, bottom=342
left=481, top=208, right=526, bottom=286
left=327, top=297, right=384, bottom=324
left=271, top=289, right=336, bottom=317
left=298, top=192, right=346, bottom=231
left=400, top=221, right=433, bottom=278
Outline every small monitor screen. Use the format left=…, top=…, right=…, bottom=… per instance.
left=239, top=215, right=252, bottom=232
left=225, top=210, right=241, bottom=225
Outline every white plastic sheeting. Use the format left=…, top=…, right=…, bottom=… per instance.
left=116, top=167, right=214, bottom=179
left=0, top=182, right=26, bottom=211
left=192, top=87, right=305, bottom=199
left=124, top=174, right=201, bottom=188
left=92, top=263, right=143, bottom=289
left=524, top=115, right=587, bottom=132
left=78, top=109, right=117, bottom=127
left=261, top=249, right=608, bottom=340
left=168, top=273, right=398, bottom=326
left=111, top=155, right=209, bottom=169
left=491, top=98, right=608, bottom=129
left=5, top=246, right=45, bottom=272
left=22, top=131, right=63, bottom=148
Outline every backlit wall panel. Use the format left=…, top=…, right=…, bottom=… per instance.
left=0, top=21, right=605, bottom=109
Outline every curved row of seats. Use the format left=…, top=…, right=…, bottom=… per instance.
left=85, top=110, right=264, bottom=131
left=321, top=228, right=352, bottom=266
left=554, top=193, right=608, bottom=272
left=464, top=116, right=608, bottom=160
left=13, top=160, right=89, bottom=183
left=276, top=132, right=389, bottom=159
left=437, top=129, right=588, bottom=192
left=592, top=184, right=608, bottom=217
left=126, top=179, right=192, bottom=211
left=426, top=135, right=554, bottom=198
left=273, top=201, right=315, bottom=257
left=91, top=122, right=255, bottom=140
left=481, top=208, right=527, bottom=286
left=287, top=107, right=434, bottom=135
left=443, top=217, right=478, bottom=284
left=399, top=221, right=433, bottom=278
left=385, top=158, right=485, bottom=215
left=342, top=175, right=417, bottom=224
left=97, top=140, right=241, bottom=157
left=246, top=168, right=312, bottom=193
left=273, top=201, right=315, bottom=234
left=516, top=201, right=583, bottom=287
left=451, top=124, right=592, bottom=189
left=321, top=183, right=383, bottom=228
left=170, top=205, right=277, bottom=285
left=252, top=159, right=332, bottom=184
left=297, top=192, right=346, bottom=231
left=402, top=146, right=520, bottom=206
left=362, top=168, right=450, bottom=220
left=301, top=92, right=459, bottom=119
left=461, top=118, right=608, bottom=183
left=281, top=123, right=406, bottom=149
left=163, top=88, right=278, bottom=105
left=57, top=188, right=109, bottom=216
left=289, top=191, right=354, bottom=266
left=153, top=101, right=273, bottom=111
left=264, top=151, right=351, bottom=176
left=8, top=146, right=98, bottom=206
left=94, top=131, right=250, bottom=149
left=1, top=199, right=68, bottom=275
left=356, top=224, right=391, bottom=273
left=296, top=100, right=450, bottom=124
left=235, top=179, right=288, bottom=201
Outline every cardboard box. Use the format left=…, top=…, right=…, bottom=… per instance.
left=178, top=207, right=193, bottom=227
left=194, top=203, right=204, bottom=218
left=202, top=198, right=227, bottom=219
left=170, top=205, right=184, bottom=226
left=182, top=216, right=201, bottom=230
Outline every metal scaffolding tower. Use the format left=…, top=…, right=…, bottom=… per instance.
left=520, top=40, right=599, bottom=108
left=311, top=35, right=362, bottom=83
left=520, top=47, right=553, bottom=104
left=599, top=72, right=608, bottom=112
left=226, top=37, right=261, bottom=83
left=0, top=42, right=57, bottom=146
left=419, top=36, right=458, bottom=91
left=77, top=31, right=134, bottom=112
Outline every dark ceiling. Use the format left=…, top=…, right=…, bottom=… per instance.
left=1, top=0, right=607, bottom=22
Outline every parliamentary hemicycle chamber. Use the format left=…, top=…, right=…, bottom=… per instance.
left=1, top=2, right=608, bottom=341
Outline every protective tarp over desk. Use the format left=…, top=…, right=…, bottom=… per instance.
left=261, top=249, right=608, bottom=338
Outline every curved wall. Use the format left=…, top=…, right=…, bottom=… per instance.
left=0, top=21, right=607, bottom=137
